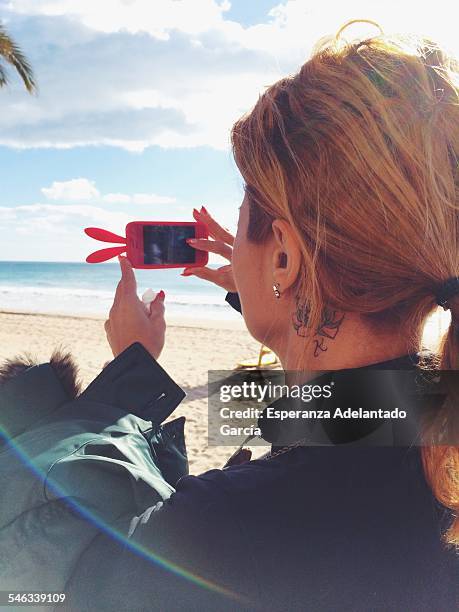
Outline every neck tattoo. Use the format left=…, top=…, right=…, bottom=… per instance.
left=292, top=300, right=345, bottom=357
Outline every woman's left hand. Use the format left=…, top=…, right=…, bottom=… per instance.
left=105, top=256, right=166, bottom=360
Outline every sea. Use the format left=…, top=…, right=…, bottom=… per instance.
left=0, top=261, right=240, bottom=322
left=0, top=261, right=450, bottom=342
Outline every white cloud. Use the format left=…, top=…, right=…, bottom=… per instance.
left=102, top=192, right=176, bottom=205
left=1, top=202, right=129, bottom=226
left=40, top=178, right=176, bottom=205
left=41, top=178, right=100, bottom=201
left=101, top=193, right=131, bottom=204
left=6, top=0, right=233, bottom=37
left=0, top=200, right=226, bottom=262
left=0, top=0, right=457, bottom=151
left=0, top=1, right=283, bottom=150
left=0, top=202, right=131, bottom=260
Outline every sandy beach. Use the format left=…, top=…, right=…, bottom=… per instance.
left=0, top=309, right=264, bottom=474
left=0, top=307, right=450, bottom=474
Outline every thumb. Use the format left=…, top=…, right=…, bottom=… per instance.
left=119, top=256, right=137, bottom=295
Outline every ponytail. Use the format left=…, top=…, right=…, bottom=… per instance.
left=421, top=310, right=459, bottom=547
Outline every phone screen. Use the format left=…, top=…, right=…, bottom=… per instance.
left=143, top=225, right=196, bottom=265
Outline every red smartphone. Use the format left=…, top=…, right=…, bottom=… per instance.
left=125, top=221, right=208, bottom=269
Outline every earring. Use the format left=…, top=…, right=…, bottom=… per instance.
left=272, top=283, right=281, bottom=299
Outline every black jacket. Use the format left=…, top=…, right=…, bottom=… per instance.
left=63, top=354, right=457, bottom=612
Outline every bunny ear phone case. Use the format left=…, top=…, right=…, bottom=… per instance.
left=84, top=221, right=209, bottom=269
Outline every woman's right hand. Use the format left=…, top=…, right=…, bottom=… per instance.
left=181, top=206, right=237, bottom=293
left=105, top=256, right=166, bottom=360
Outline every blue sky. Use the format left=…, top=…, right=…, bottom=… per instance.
left=0, top=0, right=456, bottom=261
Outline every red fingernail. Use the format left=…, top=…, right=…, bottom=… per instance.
left=186, top=238, right=196, bottom=244
left=158, top=290, right=165, bottom=300
left=201, top=205, right=208, bottom=214
left=181, top=269, right=192, bottom=276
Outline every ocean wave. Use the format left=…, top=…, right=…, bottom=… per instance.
left=0, top=284, right=227, bottom=308
left=0, top=284, right=113, bottom=300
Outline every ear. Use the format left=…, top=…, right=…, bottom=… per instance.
left=271, top=219, right=301, bottom=293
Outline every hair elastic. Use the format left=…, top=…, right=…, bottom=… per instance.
left=435, top=277, right=459, bottom=310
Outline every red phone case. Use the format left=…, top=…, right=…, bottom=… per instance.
left=125, top=221, right=209, bottom=269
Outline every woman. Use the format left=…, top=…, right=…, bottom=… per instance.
left=1, top=19, right=457, bottom=611
left=100, top=18, right=458, bottom=609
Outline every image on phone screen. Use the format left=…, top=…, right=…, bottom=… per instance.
left=143, top=225, right=196, bottom=265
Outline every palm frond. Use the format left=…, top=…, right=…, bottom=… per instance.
left=0, top=63, right=8, bottom=88
left=0, top=24, right=36, bottom=93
